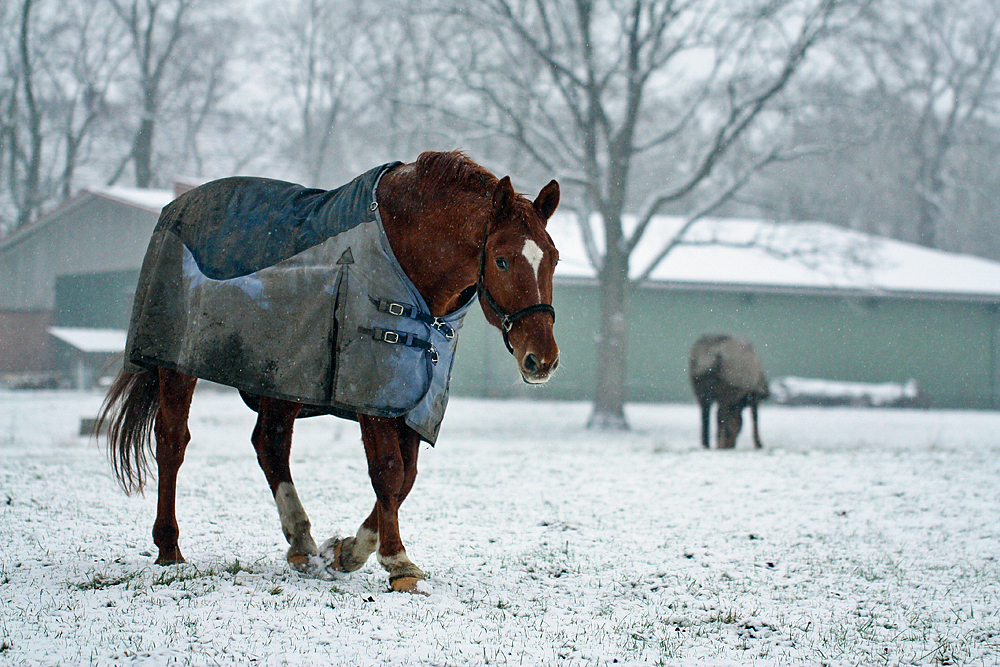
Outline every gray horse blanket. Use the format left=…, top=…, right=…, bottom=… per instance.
left=125, top=162, right=474, bottom=443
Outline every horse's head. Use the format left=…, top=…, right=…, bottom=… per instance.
left=717, top=405, right=743, bottom=449
left=478, top=176, right=561, bottom=384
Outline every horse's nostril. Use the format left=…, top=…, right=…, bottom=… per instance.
left=551, top=356, right=559, bottom=371
left=523, top=353, right=538, bottom=374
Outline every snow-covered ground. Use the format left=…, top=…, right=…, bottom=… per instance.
left=2, top=387, right=998, bottom=666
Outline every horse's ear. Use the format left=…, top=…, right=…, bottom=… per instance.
left=533, top=180, right=560, bottom=222
left=492, top=176, right=515, bottom=221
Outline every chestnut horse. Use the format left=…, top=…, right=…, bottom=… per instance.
left=97, top=152, right=560, bottom=593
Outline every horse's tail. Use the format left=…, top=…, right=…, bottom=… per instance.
left=96, top=368, right=161, bottom=495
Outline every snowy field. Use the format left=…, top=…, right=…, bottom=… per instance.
left=2, top=386, right=999, bottom=666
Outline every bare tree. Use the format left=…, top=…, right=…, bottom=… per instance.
left=262, top=0, right=376, bottom=186
left=1, top=3, right=23, bottom=233
left=14, top=0, right=43, bottom=229
left=855, top=0, right=1000, bottom=249
left=433, top=0, right=851, bottom=428
left=45, top=1, right=128, bottom=199
left=106, top=0, right=200, bottom=188
left=353, top=3, right=460, bottom=159
left=2, top=0, right=117, bottom=232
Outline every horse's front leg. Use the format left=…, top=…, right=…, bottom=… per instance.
left=251, top=396, right=317, bottom=570
left=326, top=415, right=424, bottom=592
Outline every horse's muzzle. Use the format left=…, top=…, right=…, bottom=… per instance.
left=520, top=351, right=560, bottom=384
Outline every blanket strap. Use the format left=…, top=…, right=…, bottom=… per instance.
left=370, top=297, right=456, bottom=339
left=358, top=325, right=439, bottom=364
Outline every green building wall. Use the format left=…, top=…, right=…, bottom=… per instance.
left=54, top=269, right=140, bottom=328
left=450, top=281, right=1000, bottom=410
left=46, top=269, right=999, bottom=410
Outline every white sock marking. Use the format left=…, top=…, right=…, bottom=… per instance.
left=356, top=525, right=379, bottom=555
left=275, top=482, right=312, bottom=548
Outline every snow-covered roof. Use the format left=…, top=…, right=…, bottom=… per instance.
left=48, top=327, right=127, bottom=353
left=7, top=183, right=998, bottom=302
left=547, top=214, right=1000, bottom=301
left=87, top=187, right=174, bottom=213
left=0, top=186, right=174, bottom=253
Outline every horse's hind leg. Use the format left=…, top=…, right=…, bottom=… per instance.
left=698, top=399, right=712, bottom=448
left=750, top=401, right=763, bottom=449
left=152, top=368, right=198, bottom=564
left=327, top=415, right=424, bottom=592
left=250, top=397, right=317, bottom=571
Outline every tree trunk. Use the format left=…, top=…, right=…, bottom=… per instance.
left=914, top=132, right=949, bottom=248
left=915, top=196, right=937, bottom=248
left=61, top=131, right=79, bottom=200
left=17, top=0, right=42, bottom=229
left=587, top=244, right=630, bottom=430
left=132, top=116, right=154, bottom=188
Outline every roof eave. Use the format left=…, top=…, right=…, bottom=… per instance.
left=554, top=275, right=1000, bottom=305
left=85, top=188, right=172, bottom=214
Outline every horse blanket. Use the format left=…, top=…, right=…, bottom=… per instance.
left=689, top=334, right=769, bottom=395
left=125, top=162, right=474, bottom=443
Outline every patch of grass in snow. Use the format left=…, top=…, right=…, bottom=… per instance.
left=798, top=600, right=998, bottom=667
left=852, top=553, right=905, bottom=584
left=72, top=570, right=143, bottom=591
left=518, top=540, right=583, bottom=580
left=70, top=559, right=276, bottom=598
left=151, top=565, right=212, bottom=587
left=615, top=615, right=684, bottom=662
left=223, top=558, right=250, bottom=579
left=711, top=604, right=747, bottom=626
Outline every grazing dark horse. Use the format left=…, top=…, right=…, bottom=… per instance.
left=689, top=334, right=769, bottom=450
left=97, top=151, right=560, bottom=593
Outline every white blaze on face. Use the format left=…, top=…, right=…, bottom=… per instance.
left=521, top=238, right=545, bottom=300
left=521, top=239, right=544, bottom=277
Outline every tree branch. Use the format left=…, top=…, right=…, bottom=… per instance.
left=630, top=147, right=780, bottom=285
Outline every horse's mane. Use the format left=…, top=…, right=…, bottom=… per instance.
left=415, top=151, right=497, bottom=193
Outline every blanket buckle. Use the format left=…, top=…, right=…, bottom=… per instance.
left=432, top=318, right=455, bottom=339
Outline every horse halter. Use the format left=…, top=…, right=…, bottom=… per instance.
left=476, top=213, right=556, bottom=355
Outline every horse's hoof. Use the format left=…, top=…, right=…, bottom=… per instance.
left=319, top=536, right=368, bottom=573
left=287, top=552, right=312, bottom=572
left=389, top=576, right=429, bottom=595
left=155, top=548, right=185, bottom=565
left=155, top=557, right=185, bottom=566
left=317, top=538, right=348, bottom=572
left=316, top=537, right=350, bottom=573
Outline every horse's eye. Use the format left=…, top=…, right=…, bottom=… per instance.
left=495, top=257, right=509, bottom=270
